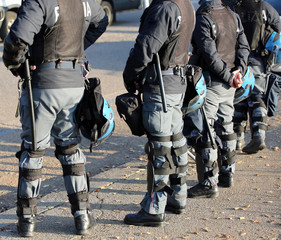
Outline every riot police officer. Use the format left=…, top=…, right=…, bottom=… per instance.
left=186, top=0, right=250, bottom=198
left=122, top=0, right=195, bottom=226
left=2, top=0, right=108, bottom=237
left=228, top=0, right=281, bottom=154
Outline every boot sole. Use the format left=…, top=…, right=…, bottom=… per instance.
left=124, top=218, right=163, bottom=227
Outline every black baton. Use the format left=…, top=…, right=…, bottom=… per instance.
left=154, top=53, right=167, bottom=113
left=24, top=58, right=37, bottom=152
left=200, top=106, right=216, bottom=149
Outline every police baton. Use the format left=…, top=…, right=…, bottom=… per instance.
left=23, top=57, right=37, bottom=152
left=200, top=106, right=216, bottom=149
left=154, top=53, right=167, bottom=113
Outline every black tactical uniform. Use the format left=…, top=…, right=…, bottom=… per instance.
left=122, top=0, right=195, bottom=226
left=186, top=0, right=249, bottom=198
left=2, top=0, right=108, bottom=237
left=230, top=0, right=281, bottom=153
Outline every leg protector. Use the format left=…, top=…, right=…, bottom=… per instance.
left=145, top=141, right=174, bottom=196
left=218, top=148, right=236, bottom=173
left=249, top=97, right=268, bottom=139
left=233, top=100, right=248, bottom=132
left=195, top=152, right=204, bottom=183
left=17, top=197, right=38, bottom=217
left=196, top=146, right=218, bottom=186
left=17, top=148, right=43, bottom=217
left=68, top=190, right=90, bottom=215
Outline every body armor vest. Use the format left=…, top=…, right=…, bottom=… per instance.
left=208, top=7, right=237, bottom=70
left=234, top=0, right=264, bottom=51
left=30, top=0, right=85, bottom=65
left=159, top=0, right=195, bottom=69
left=140, top=0, right=195, bottom=70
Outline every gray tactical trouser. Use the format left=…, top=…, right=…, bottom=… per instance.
left=140, top=92, right=188, bottom=215
left=199, top=82, right=236, bottom=186
left=18, top=87, right=88, bottom=215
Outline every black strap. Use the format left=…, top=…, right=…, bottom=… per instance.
left=17, top=197, right=38, bottom=216
left=148, top=132, right=184, bottom=142
left=217, top=133, right=237, bottom=141
left=153, top=180, right=174, bottom=196
left=62, top=163, right=86, bottom=176
left=169, top=175, right=187, bottom=186
left=68, top=190, right=88, bottom=213
left=220, top=150, right=236, bottom=165
left=251, top=116, right=267, bottom=123
left=20, top=168, right=42, bottom=181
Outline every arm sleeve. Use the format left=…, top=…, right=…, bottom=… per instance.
left=193, top=14, right=233, bottom=83
left=263, top=2, right=281, bottom=33
left=9, top=0, right=45, bottom=46
left=123, top=2, right=181, bottom=82
left=84, top=1, right=108, bottom=50
left=234, top=14, right=250, bottom=75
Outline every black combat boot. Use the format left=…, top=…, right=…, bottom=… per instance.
left=124, top=209, right=165, bottom=227
left=218, top=172, right=233, bottom=187
left=74, top=213, right=96, bottom=235
left=17, top=216, right=36, bottom=237
left=242, top=137, right=266, bottom=154
left=165, top=203, right=186, bottom=214
left=165, top=195, right=186, bottom=214
left=187, top=183, right=218, bottom=198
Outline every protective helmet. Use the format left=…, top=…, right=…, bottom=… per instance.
left=79, top=98, right=115, bottom=149
left=265, top=31, right=281, bottom=74
left=234, top=67, right=255, bottom=104
left=182, top=66, right=207, bottom=115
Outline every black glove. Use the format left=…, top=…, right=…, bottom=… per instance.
left=2, top=35, right=28, bottom=76
left=123, top=74, right=137, bottom=93
left=123, top=65, right=138, bottom=93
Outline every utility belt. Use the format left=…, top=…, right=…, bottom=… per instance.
left=38, top=59, right=83, bottom=69
left=161, top=65, right=187, bottom=77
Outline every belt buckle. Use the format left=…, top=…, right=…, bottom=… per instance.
left=173, top=66, right=180, bottom=76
